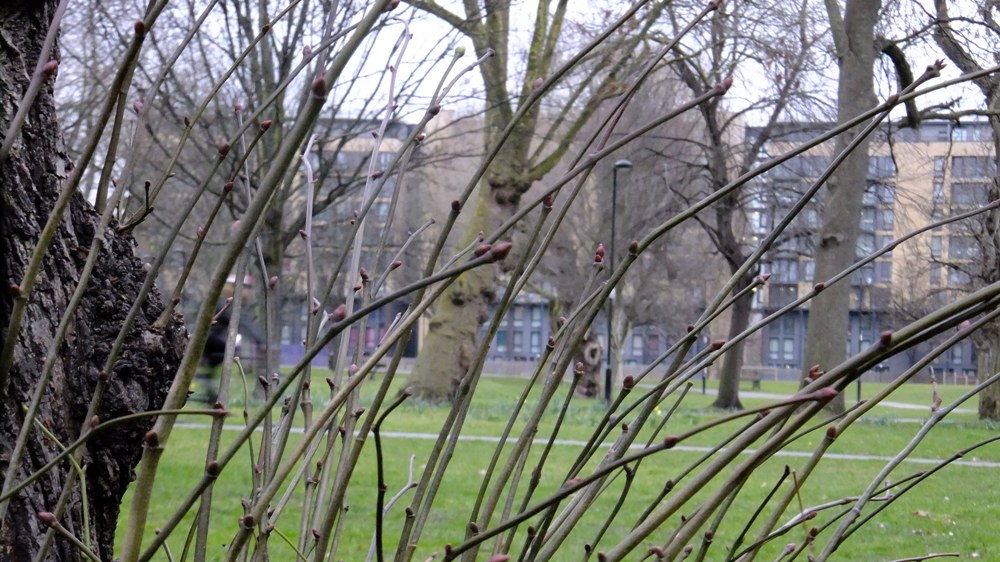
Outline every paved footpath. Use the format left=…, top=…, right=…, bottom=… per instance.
left=673, top=387, right=977, bottom=415
left=176, top=421, right=1000, bottom=469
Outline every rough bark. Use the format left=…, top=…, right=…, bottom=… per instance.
left=803, top=0, right=881, bottom=414
left=0, top=2, right=186, bottom=560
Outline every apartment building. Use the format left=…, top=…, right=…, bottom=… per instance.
left=749, top=119, right=995, bottom=380
left=278, top=118, right=423, bottom=365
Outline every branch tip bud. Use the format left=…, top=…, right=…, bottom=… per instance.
left=489, top=242, right=513, bottom=262
left=879, top=330, right=892, bottom=347
left=312, top=76, right=327, bottom=98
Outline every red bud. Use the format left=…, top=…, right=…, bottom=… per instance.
left=489, top=242, right=513, bottom=262
left=812, top=387, right=839, bottom=400
left=879, top=330, right=892, bottom=347
left=330, top=303, right=347, bottom=322
left=312, top=77, right=327, bottom=98
left=43, top=60, right=59, bottom=75
left=38, top=512, right=57, bottom=527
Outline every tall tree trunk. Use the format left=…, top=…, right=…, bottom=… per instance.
left=713, top=273, right=751, bottom=410
left=406, top=187, right=499, bottom=401
left=930, top=0, right=1000, bottom=419
left=0, top=2, right=186, bottom=559
left=803, top=0, right=880, bottom=414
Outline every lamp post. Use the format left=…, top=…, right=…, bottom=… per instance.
left=606, top=159, right=632, bottom=403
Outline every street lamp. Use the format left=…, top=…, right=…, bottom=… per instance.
left=606, top=159, right=632, bottom=403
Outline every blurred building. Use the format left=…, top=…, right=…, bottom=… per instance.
left=279, top=118, right=423, bottom=365
left=747, top=119, right=995, bottom=381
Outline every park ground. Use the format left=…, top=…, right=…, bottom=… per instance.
left=121, top=372, right=1000, bottom=561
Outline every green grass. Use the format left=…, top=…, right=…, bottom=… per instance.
left=120, top=373, right=1000, bottom=561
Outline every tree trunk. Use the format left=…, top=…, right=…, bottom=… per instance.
left=713, top=274, right=751, bottom=410
left=573, top=332, right=603, bottom=398
left=0, top=2, right=186, bottom=559
left=975, top=329, right=1000, bottom=418
left=406, top=188, right=498, bottom=401
left=803, top=0, right=880, bottom=414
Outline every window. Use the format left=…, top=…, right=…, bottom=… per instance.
left=948, top=266, right=971, bottom=285
left=530, top=331, right=542, bottom=354
left=632, top=334, right=644, bottom=357
left=930, top=263, right=941, bottom=286
left=861, top=208, right=876, bottom=231
left=950, top=345, right=963, bottom=365
left=930, top=236, right=942, bottom=258
left=876, top=260, right=892, bottom=283
left=771, top=259, right=799, bottom=283
left=803, top=260, right=815, bottom=281
left=949, top=236, right=978, bottom=259
left=877, top=208, right=894, bottom=231
left=853, top=264, right=875, bottom=285
left=531, top=306, right=543, bottom=326
left=513, top=306, right=524, bottom=327
left=951, top=182, right=990, bottom=208
left=868, top=156, right=897, bottom=179
left=864, top=181, right=896, bottom=206
left=857, top=233, right=876, bottom=256
left=932, top=181, right=945, bottom=206
left=951, top=156, right=995, bottom=179
left=757, top=211, right=771, bottom=230
left=378, top=151, right=395, bottom=168
left=513, top=331, right=524, bottom=353
left=933, top=156, right=946, bottom=177
left=783, top=338, right=795, bottom=361
left=768, top=338, right=780, bottom=362
left=374, top=201, right=391, bottom=220
left=495, top=330, right=508, bottom=353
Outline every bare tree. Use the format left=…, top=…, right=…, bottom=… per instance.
left=802, top=0, right=882, bottom=413
left=655, top=0, right=829, bottom=408
left=930, top=0, right=1000, bottom=419
left=403, top=1, right=671, bottom=400
left=0, top=2, right=185, bottom=559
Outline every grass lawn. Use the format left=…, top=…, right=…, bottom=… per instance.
left=120, top=373, right=1000, bottom=561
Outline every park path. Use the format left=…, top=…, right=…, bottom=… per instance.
left=175, top=423, right=1000, bottom=469
left=674, top=387, right=977, bottom=415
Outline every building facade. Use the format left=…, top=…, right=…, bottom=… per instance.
left=749, top=120, right=994, bottom=380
